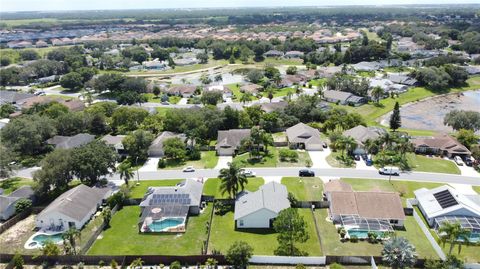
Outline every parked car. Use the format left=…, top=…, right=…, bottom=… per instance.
left=464, top=157, right=473, bottom=167
left=240, top=169, right=256, bottom=177
left=365, top=159, right=373, bottom=166
left=379, top=166, right=400, bottom=176
left=454, top=156, right=464, bottom=166
left=354, top=155, right=361, bottom=161
left=299, top=169, right=315, bottom=177
left=322, top=142, right=328, bottom=149
left=361, top=154, right=368, bottom=161
left=34, top=91, right=45, bottom=96
left=182, top=166, right=195, bottom=172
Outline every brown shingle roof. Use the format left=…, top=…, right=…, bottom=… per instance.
left=412, top=134, right=471, bottom=155
left=324, top=180, right=353, bottom=193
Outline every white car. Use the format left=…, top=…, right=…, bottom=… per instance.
left=240, top=169, right=256, bottom=177
left=454, top=156, right=464, bottom=166
left=379, top=166, right=400, bottom=176
left=182, top=166, right=195, bottom=172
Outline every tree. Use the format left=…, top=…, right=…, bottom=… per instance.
left=226, top=241, right=253, bottom=269
left=382, top=237, right=417, bottom=269
left=335, top=135, right=357, bottom=160
left=118, top=162, right=135, bottom=186
left=214, top=74, right=223, bottom=82
left=14, top=198, right=32, bottom=214
left=389, top=102, right=401, bottom=131
left=438, top=221, right=471, bottom=255
left=425, top=255, right=464, bottom=269
left=12, top=253, right=24, bottom=269
left=152, top=86, right=161, bottom=98
left=201, top=91, right=223, bottom=106
left=170, top=261, right=181, bottom=269
left=71, top=141, right=118, bottom=186
left=110, top=107, right=149, bottom=134
left=218, top=162, right=248, bottom=199
left=0, top=145, right=16, bottom=178
left=129, top=258, right=143, bottom=269
left=163, top=137, right=187, bottom=161
left=200, top=74, right=212, bottom=85
left=286, top=66, right=297, bottom=75
left=60, top=72, right=83, bottom=90
left=122, top=130, right=154, bottom=163
left=0, top=57, right=11, bottom=67
left=197, top=52, right=209, bottom=64
left=42, top=240, right=60, bottom=256
left=456, top=129, right=478, bottom=149
left=62, top=227, right=80, bottom=255
left=444, top=110, right=480, bottom=132
left=240, top=92, right=253, bottom=105
left=266, top=88, right=274, bottom=103
left=273, top=208, right=309, bottom=256
left=370, top=86, right=384, bottom=103
left=19, top=49, right=40, bottom=61
left=102, top=206, right=112, bottom=228
left=0, top=103, right=15, bottom=118
left=33, top=149, right=73, bottom=197
left=246, top=69, right=264, bottom=83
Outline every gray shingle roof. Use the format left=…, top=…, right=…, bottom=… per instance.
left=286, top=123, right=323, bottom=145
left=47, top=133, right=95, bottom=149
left=234, top=182, right=290, bottom=220
left=343, top=125, right=386, bottom=146
left=216, top=129, right=251, bottom=149
left=148, top=131, right=187, bottom=156
left=0, top=91, right=34, bottom=105
left=101, top=134, right=126, bottom=146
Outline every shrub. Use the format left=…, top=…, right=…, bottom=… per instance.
left=188, top=148, right=201, bottom=161
left=110, top=260, right=118, bottom=269
left=14, top=198, right=32, bottom=214
left=157, top=158, right=166, bottom=168
left=170, top=261, right=181, bottom=269
left=338, top=227, right=346, bottom=239
left=12, top=253, right=24, bottom=269
left=279, top=149, right=299, bottom=162
left=330, top=263, right=344, bottom=269
left=350, top=235, right=358, bottom=243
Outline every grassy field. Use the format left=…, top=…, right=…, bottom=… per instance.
left=360, top=28, right=382, bottom=42
left=143, top=93, right=181, bottom=104
left=314, top=209, right=438, bottom=258
left=88, top=205, right=212, bottom=255
left=326, top=151, right=355, bottom=168
left=162, top=151, right=219, bottom=170
left=203, top=177, right=264, bottom=198
left=281, top=177, right=324, bottom=201
left=208, top=208, right=321, bottom=255
left=406, top=153, right=461, bottom=174
left=0, top=177, right=36, bottom=195
left=128, top=179, right=183, bottom=199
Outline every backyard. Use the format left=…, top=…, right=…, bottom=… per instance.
left=208, top=208, right=321, bottom=255
left=203, top=177, right=264, bottom=198
left=88, top=205, right=212, bottom=255
left=0, top=177, right=36, bottom=195
left=281, top=177, right=324, bottom=201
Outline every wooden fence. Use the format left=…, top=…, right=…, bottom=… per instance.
left=0, top=207, right=43, bottom=234
left=78, top=204, right=119, bottom=255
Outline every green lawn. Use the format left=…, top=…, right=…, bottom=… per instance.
left=143, top=93, right=181, bottom=104
left=226, top=83, right=243, bottom=100
left=277, top=149, right=312, bottom=167
left=267, top=87, right=294, bottom=98
left=154, top=107, right=173, bottom=116
left=314, top=209, right=437, bottom=258
left=326, top=151, right=355, bottom=168
left=233, top=148, right=278, bottom=168
left=208, top=209, right=321, bottom=255
left=129, top=179, right=183, bottom=199
left=281, top=177, right=324, bottom=201
left=0, top=177, right=36, bottom=195
left=88, top=205, right=212, bottom=255
left=162, top=151, right=219, bottom=170
left=309, top=78, right=327, bottom=87
left=262, top=58, right=304, bottom=66
left=203, top=177, right=264, bottom=198
left=474, top=186, right=480, bottom=194
left=406, top=153, right=461, bottom=175
left=128, top=59, right=228, bottom=76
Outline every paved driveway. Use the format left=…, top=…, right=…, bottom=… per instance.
left=215, top=156, right=232, bottom=169
left=308, top=148, right=332, bottom=169
left=177, top=98, right=188, bottom=105
left=457, top=164, right=480, bottom=177
left=355, top=159, right=377, bottom=171
left=139, top=158, right=160, bottom=172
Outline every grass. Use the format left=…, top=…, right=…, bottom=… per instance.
left=208, top=208, right=321, bottom=255
left=406, top=153, right=461, bottom=174
left=308, top=78, right=327, bottom=87
left=128, top=59, right=228, bottom=76
left=277, top=149, right=312, bottom=167
left=262, top=58, right=304, bottom=66
left=233, top=148, right=278, bottom=168
left=267, top=87, right=294, bottom=98
left=360, top=28, right=382, bottom=42
left=226, top=83, right=243, bottom=100
left=88, top=205, right=212, bottom=255
left=326, top=151, right=355, bottom=168
left=128, top=179, right=183, bottom=199
left=143, top=93, right=181, bottom=104
left=474, top=186, right=480, bottom=194
left=203, top=177, right=264, bottom=198
left=154, top=107, right=172, bottom=116
left=0, top=177, right=36, bottom=195
left=281, top=177, right=324, bottom=201
left=162, top=151, right=219, bottom=170
left=314, top=209, right=438, bottom=258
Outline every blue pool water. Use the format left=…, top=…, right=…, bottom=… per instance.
left=348, top=229, right=385, bottom=239
left=32, top=233, right=64, bottom=245
left=467, top=233, right=479, bottom=243
left=148, top=218, right=184, bottom=232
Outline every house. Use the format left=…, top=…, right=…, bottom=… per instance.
left=414, top=186, right=480, bottom=239
left=343, top=125, right=387, bottom=155
left=327, top=187, right=406, bottom=228
left=15, top=96, right=85, bottom=112
left=174, top=57, right=199, bottom=66
left=216, top=129, right=251, bottom=156
left=0, top=186, right=35, bottom=220
left=0, top=91, right=35, bottom=105
left=138, top=179, right=204, bottom=232
left=260, top=101, right=288, bottom=113
left=263, top=50, right=284, bottom=57
left=368, top=78, right=408, bottom=94
left=36, top=184, right=109, bottom=231
left=148, top=131, right=188, bottom=157
left=35, top=40, right=49, bottom=48
left=234, top=182, right=290, bottom=228
left=101, top=134, right=127, bottom=155
left=143, top=59, right=168, bottom=70
left=317, top=66, right=343, bottom=78
left=352, top=61, right=381, bottom=71
left=166, top=85, right=196, bottom=98
left=286, top=122, right=323, bottom=151
left=284, top=51, right=304, bottom=58
left=411, top=134, right=471, bottom=158
left=205, top=85, right=233, bottom=98
left=323, top=179, right=353, bottom=199
left=386, top=73, right=418, bottom=86
left=323, top=90, right=366, bottom=106
left=465, top=66, right=480, bottom=75
left=60, top=99, right=85, bottom=112
left=36, top=75, right=59, bottom=84
left=279, top=74, right=308, bottom=88
left=240, top=84, right=263, bottom=95
left=47, top=133, right=95, bottom=150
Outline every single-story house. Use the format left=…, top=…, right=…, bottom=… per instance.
left=0, top=91, right=35, bottom=105
left=284, top=51, right=304, bottom=58
left=327, top=188, right=406, bottom=228
left=263, top=50, right=284, bottom=58
left=204, top=85, right=233, bottom=98
left=411, top=134, right=471, bottom=158
left=174, top=57, right=200, bottom=66
left=279, top=74, right=308, bottom=88
left=234, top=182, right=290, bottom=228
left=240, top=84, right=263, bottom=95
left=166, top=85, right=197, bottom=98
left=148, top=131, right=188, bottom=157
left=260, top=101, right=288, bottom=113
left=352, top=61, right=381, bottom=72
left=0, top=186, right=35, bottom=220
left=369, top=78, right=408, bottom=94
left=36, top=184, right=110, bottom=231
left=323, top=179, right=353, bottom=199
left=101, top=134, right=127, bottom=155
left=47, top=133, right=95, bottom=150
left=216, top=129, right=251, bottom=156
left=323, top=90, right=366, bottom=106
left=286, top=122, right=323, bottom=151
left=386, top=73, right=418, bottom=86
left=138, top=178, right=204, bottom=233
left=414, top=185, right=480, bottom=235
left=343, top=125, right=387, bottom=155
left=143, top=59, right=168, bottom=70
left=317, top=66, right=343, bottom=78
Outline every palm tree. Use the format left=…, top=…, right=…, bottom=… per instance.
left=371, top=86, right=384, bottom=103
left=218, top=162, right=248, bottom=199
left=395, top=137, right=414, bottom=158
left=382, top=237, right=417, bottom=269
left=118, top=162, right=134, bottom=186
left=240, top=92, right=253, bottom=105
left=286, top=91, right=293, bottom=102
left=335, top=136, right=357, bottom=160
left=438, top=221, right=471, bottom=255
left=62, top=227, right=81, bottom=255
left=267, top=88, right=274, bottom=103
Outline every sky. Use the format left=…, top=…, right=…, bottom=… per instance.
left=1, top=0, right=479, bottom=12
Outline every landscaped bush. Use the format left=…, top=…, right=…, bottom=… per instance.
left=214, top=200, right=233, bottom=215
left=338, top=226, right=346, bottom=239
left=188, top=148, right=201, bottom=160
left=350, top=235, right=359, bottom=243
left=157, top=158, right=166, bottom=168
left=279, top=149, right=299, bottom=162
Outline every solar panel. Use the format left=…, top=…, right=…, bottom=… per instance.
left=433, top=190, right=458, bottom=209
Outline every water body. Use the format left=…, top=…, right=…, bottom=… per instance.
left=397, top=90, right=480, bottom=134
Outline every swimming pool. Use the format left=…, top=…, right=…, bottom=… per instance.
left=348, top=229, right=385, bottom=239
left=148, top=217, right=185, bottom=232
left=25, top=232, right=64, bottom=249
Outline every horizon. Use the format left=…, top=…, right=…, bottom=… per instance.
left=2, top=0, right=480, bottom=13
